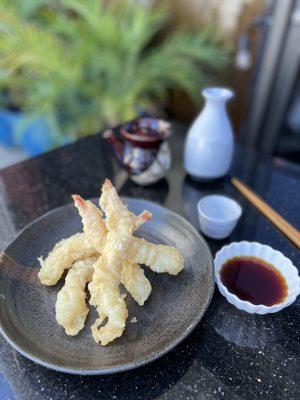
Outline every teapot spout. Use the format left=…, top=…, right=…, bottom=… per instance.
left=103, top=129, right=124, bottom=163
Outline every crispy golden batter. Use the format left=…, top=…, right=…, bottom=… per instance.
left=72, top=195, right=107, bottom=252
left=127, top=238, right=184, bottom=275
left=55, top=257, right=96, bottom=335
left=73, top=195, right=153, bottom=306
left=73, top=195, right=183, bottom=275
left=88, top=179, right=139, bottom=345
left=38, top=229, right=183, bottom=287
left=38, top=233, right=96, bottom=285
left=55, top=255, right=150, bottom=337
left=38, top=178, right=184, bottom=345
left=121, top=261, right=152, bottom=306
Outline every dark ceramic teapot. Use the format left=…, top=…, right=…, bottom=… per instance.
left=103, top=118, right=172, bottom=185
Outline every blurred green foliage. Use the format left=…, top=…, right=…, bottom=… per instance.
left=0, top=0, right=228, bottom=140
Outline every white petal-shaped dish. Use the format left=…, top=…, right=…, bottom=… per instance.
left=214, top=241, right=300, bottom=314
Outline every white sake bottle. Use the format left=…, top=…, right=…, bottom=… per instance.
left=184, top=87, right=234, bottom=181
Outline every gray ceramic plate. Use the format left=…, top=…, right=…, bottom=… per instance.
left=0, top=198, right=214, bottom=375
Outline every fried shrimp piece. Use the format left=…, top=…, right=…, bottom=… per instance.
left=127, top=238, right=184, bottom=275
left=72, top=195, right=107, bottom=252
left=72, top=195, right=183, bottom=275
left=55, top=257, right=96, bottom=336
left=89, top=253, right=127, bottom=345
left=38, top=233, right=96, bottom=285
left=121, top=261, right=152, bottom=306
left=88, top=179, right=139, bottom=345
left=73, top=194, right=153, bottom=305
left=99, top=180, right=152, bottom=237
left=72, top=195, right=152, bottom=242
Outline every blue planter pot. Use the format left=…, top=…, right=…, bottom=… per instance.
left=0, top=109, right=69, bottom=156
left=0, top=110, right=22, bottom=147
left=20, top=117, right=56, bottom=156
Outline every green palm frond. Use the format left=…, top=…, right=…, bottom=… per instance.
left=0, top=10, right=79, bottom=80
left=0, top=0, right=228, bottom=138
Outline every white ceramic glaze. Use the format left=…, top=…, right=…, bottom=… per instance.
left=184, top=87, right=234, bottom=180
left=197, top=195, right=242, bottom=239
left=131, top=142, right=171, bottom=185
left=214, top=241, right=300, bottom=314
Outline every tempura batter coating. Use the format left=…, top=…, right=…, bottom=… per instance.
left=55, top=257, right=96, bottom=335
left=89, top=180, right=138, bottom=345
left=38, top=233, right=96, bottom=286
left=37, top=206, right=154, bottom=307
left=72, top=195, right=107, bottom=252
left=73, top=195, right=183, bottom=275
left=38, top=229, right=183, bottom=288
left=73, top=194, right=153, bottom=305
left=121, top=261, right=152, bottom=306
left=127, top=238, right=184, bottom=275
left=38, top=177, right=185, bottom=346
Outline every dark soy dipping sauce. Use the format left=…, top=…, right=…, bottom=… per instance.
left=220, top=257, right=288, bottom=306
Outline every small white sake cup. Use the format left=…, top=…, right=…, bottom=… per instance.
left=197, top=195, right=242, bottom=239
left=214, top=241, right=300, bottom=314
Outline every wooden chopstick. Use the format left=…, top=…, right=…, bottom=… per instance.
left=231, top=177, right=300, bottom=248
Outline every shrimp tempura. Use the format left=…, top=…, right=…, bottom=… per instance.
left=38, top=233, right=96, bottom=285
left=72, top=195, right=151, bottom=252
left=73, top=195, right=152, bottom=306
left=72, top=195, right=107, bottom=252
left=72, top=196, right=183, bottom=275
left=88, top=179, right=139, bottom=345
left=127, top=238, right=184, bottom=275
left=38, top=178, right=185, bottom=345
left=121, top=261, right=152, bottom=306
left=55, top=257, right=96, bottom=335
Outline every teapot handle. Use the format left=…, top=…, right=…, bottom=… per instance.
left=103, top=129, right=125, bottom=162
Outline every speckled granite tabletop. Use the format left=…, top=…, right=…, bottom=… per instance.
left=0, top=123, right=299, bottom=400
